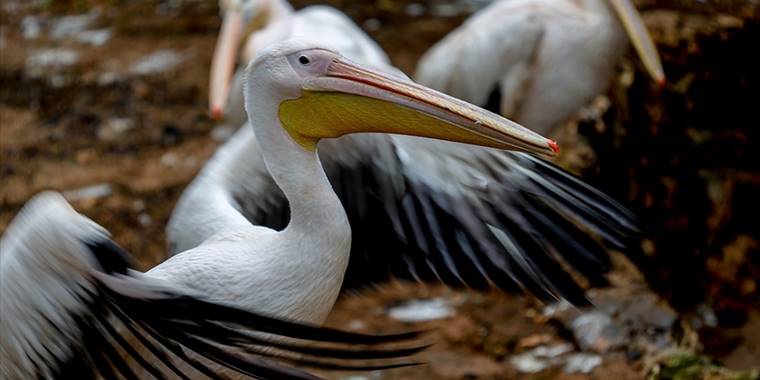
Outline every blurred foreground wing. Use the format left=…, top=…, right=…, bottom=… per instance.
left=0, top=192, right=424, bottom=379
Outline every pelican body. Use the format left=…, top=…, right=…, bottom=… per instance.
left=2, top=40, right=560, bottom=378
left=415, top=0, right=665, bottom=135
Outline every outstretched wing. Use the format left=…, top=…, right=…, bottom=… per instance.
left=331, top=136, right=638, bottom=305
left=1, top=192, right=424, bottom=380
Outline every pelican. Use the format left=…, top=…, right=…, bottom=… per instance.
left=169, top=1, right=639, bottom=303
left=415, top=0, right=666, bottom=135
left=2, top=39, right=561, bottom=378
left=210, top=0, right=390, bottom=126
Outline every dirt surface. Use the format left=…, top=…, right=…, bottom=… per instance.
left=1, top=1, right=759, bottom=379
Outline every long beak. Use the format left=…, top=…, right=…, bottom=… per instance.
left=210, top=10, right=244, bottom=120
left=609, top=0, right=665, bottom=86
left=279, top=57, right=558, bottom=158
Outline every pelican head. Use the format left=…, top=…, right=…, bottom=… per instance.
left=211, top=0, right=272, bottom=119
left=245, top=40, right=559, bottom=157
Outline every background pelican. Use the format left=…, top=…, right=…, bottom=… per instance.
left=210, top=0, right=391, bottom=126
left=169, top=3, right=640, bottom=306
left=2, top=39, right=561, bottom=378
left=415, top=0, right=665, bottom=135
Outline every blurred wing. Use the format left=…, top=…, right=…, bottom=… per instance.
left=1, top=192, right=424, bottom=380
left=322, top=135, right=638, bottom=305
left=414, top=1, right=547, bottom=116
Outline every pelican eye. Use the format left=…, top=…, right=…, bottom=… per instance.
left=298, top=55, right=311, bottom=65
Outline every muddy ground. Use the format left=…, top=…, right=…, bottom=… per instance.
left=1, top=1, right=759, bottom=379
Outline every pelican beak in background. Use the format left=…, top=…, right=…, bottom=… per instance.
left=210, top=9, right=244, bottom=120
left=609, top=0, right=666, bottom=86
left=279, top=56, right=559, bottom=158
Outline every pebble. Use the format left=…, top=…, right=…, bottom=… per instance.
left=363, top=18, right=381, bottom=32
left=509, top=353, right=548, bottom=373
left=98, top=118, right=134, bottom=142
left=26, top=49, right=79, bottom=71
left=130, top=50, right=186, bottom=75
left=74, top=28, right=112, bottom=46
left=63, top=183, right=113, bottom=202
left=138, top=213, right=152, bottom=227
left=387, top=297, right=454, bottom=322
left=50, top=13, right=97, bottom=40
left=564, top=353, right=603, bottom=374
left=405, top=3, right=425, bottom=17
left=21, top=16, right=42, bottom=39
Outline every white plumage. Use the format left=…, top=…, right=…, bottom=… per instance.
left=415, top=0, right=665, bottom=135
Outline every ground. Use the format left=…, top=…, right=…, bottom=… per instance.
left=1, top=1, right=758, bottom=379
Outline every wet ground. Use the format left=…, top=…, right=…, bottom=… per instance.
left=1, top=1, right=759, bottom=379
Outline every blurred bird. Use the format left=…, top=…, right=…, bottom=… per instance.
left=415, top=0, right=665, bottom=135
left=2, top=40, right=563, bottom=379
left=171, top=8, right=641, bottom=308
left=209, top=0, right=390, bottom=126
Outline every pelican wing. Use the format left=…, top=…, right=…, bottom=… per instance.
left=1, top=192, right=424, bottom=379
left=321, top=135, right=638, bottom=305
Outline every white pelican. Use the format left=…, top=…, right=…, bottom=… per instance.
left=415, top=0, right=666, bottom=135
left=2, top=39, right=560, bottom=378
left=210, top=0, right=390, bottom=126
left=171, top=13, right=640, bottom=306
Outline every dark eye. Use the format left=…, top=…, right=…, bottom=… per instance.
left=298, top=55, right=311, bottom=65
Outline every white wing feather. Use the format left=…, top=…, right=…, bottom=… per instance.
left=1, top=192, right=111, bottom=378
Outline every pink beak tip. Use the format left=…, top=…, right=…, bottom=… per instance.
left=210, top=106, right=224, bottom=121
left=548, top=140, right=560, bottom=155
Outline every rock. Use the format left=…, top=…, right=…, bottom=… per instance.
left=564, top=353, right=603, bottom=374
left=26, top=49, right=79, bottom=75
left=362, top=18, right=381, bottom=32
left=63, top=184, right=112, bottom=202
left=130, top=50, right=186, bottom=75
left=508, top=343, right=574, bottom=373
left=138, top=213, right=152, bottom=227
left=509, top=352, right=548, bottom=373
left=346, top=319, right=366, bottom=331
left=74, top=28, right=111, bottom=46
left=547, top=287, right=679, bottom=355
left=50, top=13, right=97, bottom=40
left=21, top=16, right=42, bottom=39
left=387, top=297, right=454, bottom=322
left=405, top=3, right=425, bottom=17
left=571, top=312, right=627, bottom=353
left=97, top=118, right=134, bottom=142
left=160, top=152, right=179, bottom=168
